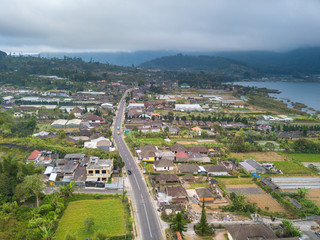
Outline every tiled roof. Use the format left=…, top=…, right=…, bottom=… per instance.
left=27, top=150, right=41, bottom=160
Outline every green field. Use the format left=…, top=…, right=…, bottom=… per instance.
left=289, top=153, right=320, bottom=162
left=55, top=199, right=125, bottom=240
left=273, top=161, right=314, bottom=176
left=187, top=182, right=209, bottom=189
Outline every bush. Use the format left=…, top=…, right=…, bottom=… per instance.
left=84, top=217, right=94, bottom=232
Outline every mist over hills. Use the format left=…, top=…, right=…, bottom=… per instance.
left=27, top=47, right=320, bottom=75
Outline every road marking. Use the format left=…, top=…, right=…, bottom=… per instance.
left=133, top=174, right=141, bottom=190
left=143, top=202, right=153, bottom=238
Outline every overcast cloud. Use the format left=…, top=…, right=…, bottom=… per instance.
left=0, top=0, right=320, bottom=53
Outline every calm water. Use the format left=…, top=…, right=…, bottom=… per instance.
left=232, top=81, right=320, bottom=112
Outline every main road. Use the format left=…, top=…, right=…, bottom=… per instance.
left=113, top=91, right=163, bottom=240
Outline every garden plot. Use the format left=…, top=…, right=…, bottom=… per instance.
left=246, top=194, right=287, bottom=213
left=307, top=189, right=320, bottom=206
left=226, top=183, right=287, bottom=213
left=226, top=187, right=264, bottom=195
left=231, top=152, right=286, bottom=162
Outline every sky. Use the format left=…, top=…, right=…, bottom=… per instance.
left=0, top=0, right=320, bottom=53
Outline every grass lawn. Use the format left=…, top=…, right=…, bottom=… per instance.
left=137, top=137, right=165, bottom=146
left=187, top=182, right=209, bottom=189
left=289, top=153, right=320, bottom=162
left=272, top=161, right=314, bottom=176
left=218, top=178, right=253, bottom=186
left=55, top=199, right=125, bottom=240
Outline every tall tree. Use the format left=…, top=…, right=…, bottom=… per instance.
left=195, top=200, right=213, bottom=236
left=170, top=212, right=187, bottom=235
left=14, top=174, right=44, bottom=207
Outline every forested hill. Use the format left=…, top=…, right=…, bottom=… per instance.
left=140, top=54, right=255, bottom=76
left=214, top=47, right=320, bottom=74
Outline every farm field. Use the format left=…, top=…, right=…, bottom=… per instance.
left=246, top=194, right=287, bottom=213
left=307, top=189, right=320, bottom=206
left=187, top=182, right=209, bottom=189
left=272, top=161, right=314, bottom=176
left=218, top=178, right=253, bottom=186
left=230, top=152, right=286, bottom=162
left=55, top=199, right=125, bottom=240
left=289, top=153, right=320, bottom=162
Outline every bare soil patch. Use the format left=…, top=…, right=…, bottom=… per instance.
left=307, top=189, right=320, bottom=206
left=246, top=194, right=287, bottom=213
left=231, top=152, right=286, bottom=162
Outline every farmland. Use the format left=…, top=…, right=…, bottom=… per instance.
left=272, top=161, right=314, bottom=176
left=231, top=152, right=286, bottom=162
left=218, top=178, right=253, bottom=186
left=289, top=153, right=320, bottom=162
left=246, top=194, right=287, bottom=213
left=307, top=189, right=320, bottom=206
left=55, top=199, right=126, bottom=240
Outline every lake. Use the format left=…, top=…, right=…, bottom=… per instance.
left=231, top=81, right=320, bottom=112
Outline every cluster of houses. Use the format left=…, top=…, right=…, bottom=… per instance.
left=27, top=150, right=114, bottom=186
left=151, top=173, right=225, bottom=205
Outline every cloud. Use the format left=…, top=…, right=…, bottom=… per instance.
left=0, top=0, right=320, bottom=52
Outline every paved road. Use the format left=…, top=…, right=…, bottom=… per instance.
left=113, top=92, right=163, bottom=240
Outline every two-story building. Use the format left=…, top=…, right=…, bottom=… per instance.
left=86, top=157, right=113, bottom=182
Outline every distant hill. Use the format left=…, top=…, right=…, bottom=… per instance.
left=139, top=54, right=255, bottom=76
left=213, top=47, right=320, bottom=74
left=36, top=50, right=177, bottom=67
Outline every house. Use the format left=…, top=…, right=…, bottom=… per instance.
left=62, top=160, right=79, bottom=181
left=181, top=174, right=196, bottom=183
left=26, top=150, right=41, bottom=163
left=225, top=224, right=277, bottom=240
left=154, top=174, right=180, bottom=184
left=71, top=107, right=83, bottom=118
left=188, top=152, right=202, bottom=162
left=86, top=157, right=113, bottom=182
left=139, top=144, right=158, bottom=161
left=84, top=137, right=112, bottom=151
left=170, top=144, right=188, bottom=153
left=195, top=188, right=215, bottom=202
left=64, top=153, right=85, bottom=162
left=261, top=177, right=279, bottom=191
left=166, top=186, right=188, bottom=202
left=178, top=164, right=199, bottom=174
left=153, top=159, right=175, bottom=172
left=175, top=152, right=189, bottom=161
left=205, top=165, right=228, bottom=176
left=239, top=161, right=256, bottom=173
left=188, top=146, right=208, bottom=155
left=86, top=115, right=105, bottom=126
left=242, top=158, right=266, bottom=174
left=159, top=151, right=175, bottom=161
left=191, top=126, right=202, bottom=136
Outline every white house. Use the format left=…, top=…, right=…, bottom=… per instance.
left=153, top=159, right=175, bottom=172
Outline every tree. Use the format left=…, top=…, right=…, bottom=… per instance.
left=170, top=212, right=187, bottom=234
left=14, top=174, right=45, bottom=207
left=281, top=219, right=301, bottom=237
left=297, top=188, right=308, bottom=199
left=84, top=217, right=94, bottom=232
left=68, top=113, right=75, bottom=120
left=195, top=200, right=213, bottom=236
left=95, top=231, right=107, bottom=240
left=59, top=182, right=76, bottom=198
left=65, top=233, right=77, bottom=240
